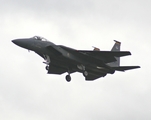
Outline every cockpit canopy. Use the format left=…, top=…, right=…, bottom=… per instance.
left=32, top=36, right=48, bottom=41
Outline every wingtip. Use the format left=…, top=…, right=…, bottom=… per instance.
left=129, top=51, right=132, bottom=55
left=124, top=51, right=132, bottom=55
left=132, top=66, right=141, bottom=69
left=137, top=66, right=141, bottom=68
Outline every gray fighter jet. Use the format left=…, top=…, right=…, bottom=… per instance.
left=12, top=36, right=140, bottom=82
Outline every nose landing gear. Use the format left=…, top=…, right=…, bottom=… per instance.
left=43, top=55, right=50, bottom=71
left=46, top=65, right=49, bottom=70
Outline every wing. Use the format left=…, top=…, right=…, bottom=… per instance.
left=48, top=64, right=67, bottom=74
left=59, top=46, right=131, bottom=63
left=48, top=64, right=106, bottom=80
left=48, top=59, right=77, bottom=74
left=85, top=73, right=106, bottom=81
left=86, top=75, right=101, bottom=80
left=78, top=50, right=131, bottom=63
left=47, top=62, right=76, bottom=74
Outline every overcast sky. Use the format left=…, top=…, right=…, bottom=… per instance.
left=0, top=0, right=151, bottom=120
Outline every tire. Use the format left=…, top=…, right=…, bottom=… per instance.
left=66, top=75, right=71, bottom=82
left=46, top=66, right=49, bottom=70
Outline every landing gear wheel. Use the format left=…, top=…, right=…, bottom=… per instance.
left=66, top=75, right=71, bottom=82
left=46, top=66, right=49, bottom=70
left=83, top=71, right=88, bottom=77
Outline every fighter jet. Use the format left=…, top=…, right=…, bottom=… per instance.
left=12, top=36, right=140, bottom=82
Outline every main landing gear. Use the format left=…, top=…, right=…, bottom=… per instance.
left=65, top=70, right=88, bottom=82
left=83, top=71, right=88, bottom=77
left=77, top=64, right=88, bottom=77
left=66, top=75, right=71, bottom=82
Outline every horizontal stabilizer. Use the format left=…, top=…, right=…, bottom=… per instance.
left=113, top=66, right=140, bottom=71
left=110, top=51, right=131, bottom=57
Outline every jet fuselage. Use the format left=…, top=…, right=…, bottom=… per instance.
left=12, top=36, right=140, bottom=81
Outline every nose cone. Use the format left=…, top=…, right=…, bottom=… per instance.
left=12, top=39, right=21, bottom=46
left=12, top=39, right=30, bottom=49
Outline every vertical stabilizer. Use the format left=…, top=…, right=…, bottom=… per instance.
left=111, top=40, right=121, bottom=51
left=108, top=40, right=121, bottom=67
